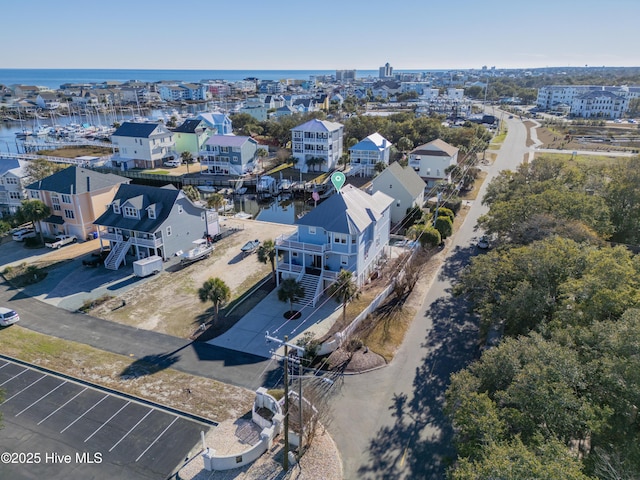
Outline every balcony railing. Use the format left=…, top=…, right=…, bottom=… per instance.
left=98, top=231, right=162, bottom=248
left=275, top=234, right=326, bottom=253
left=276, top=262, right=304, bottom=274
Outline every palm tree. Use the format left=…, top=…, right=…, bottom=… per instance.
left=17, top=199, right=51, bottom=245
left=206, top=193, right=226, bottom=211
left=278, top=278, right=305, bottom=318
left=329, top=269, right=360, bottom=324
left=198, top=277, right=231, bottom=323
left=181, top=151, right=193, bottom=174
left=182, top=185, right=200, bottom=203
left=257, top=239, right=277, bottom=283
left=256, top=148, right=268, bottom=172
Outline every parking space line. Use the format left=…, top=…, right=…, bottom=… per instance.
left=60, top=394, right=109, bottom=433
left=38, top=387, right=88, bottom=425
left=84, top=401, right=130, bottom=443
left=1, top=374, right=46, bottom=405
left=135, top=417, right=178, bottom=462
left=0, top=362, right=10, bottom=370
left=0, top=368, right=27, bottom=386
left=15, top=380, right=68, bottom=417
left=109, top=409, right=153, bottom=452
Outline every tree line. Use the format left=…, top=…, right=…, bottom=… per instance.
left=446, top=154, right=640, bottom=479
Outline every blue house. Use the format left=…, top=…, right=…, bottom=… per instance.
left=197, top=112, right=233, bottom=135
left=275, top=184, right=393, bottom=306
left=348, top=132, right=392, bottom=177
left=201, top=135, right=259, bottom=175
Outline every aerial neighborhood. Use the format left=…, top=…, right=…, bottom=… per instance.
left=1, top=61, right=640, bottom=479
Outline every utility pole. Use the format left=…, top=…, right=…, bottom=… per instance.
left=433, top=191, right=442, bottom=227
left=283, top=335, right=289, bottom=471
left=298, top=360, right=304, bottom=461
left=266, top=332, right=306, bottom=470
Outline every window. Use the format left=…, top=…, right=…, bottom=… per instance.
left=309, top=227, right=316, bottom=235
left=52, top=195, right=61, bottom=211
left=113, top=203, right=121, bottom=214
left=5, top=177, right=18, bottom=185
left=341, top=255, right=348, bottom=265
left=148, top=208, right=156, bottom=220
left=178, top=205, right=183, bottom=214
left=123, top=206, right=138, bottom=218
left=64, top=209, right=75, bottom=219
left=61, top=194, right=71, bottom=203
left=166, top=226, right=172, bottom=236
left=29, top=190, right=40, bottom=199
left=8, top=192, right=21, bottom=200
left=334, top=233, right=347, bottom=244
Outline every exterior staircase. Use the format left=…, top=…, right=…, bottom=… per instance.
left=104, top=238, right=131, bottom=270
left=294, top=273, right=322, bottom=308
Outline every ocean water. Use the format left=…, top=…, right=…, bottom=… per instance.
left=0, top=69, right=382, bottom=90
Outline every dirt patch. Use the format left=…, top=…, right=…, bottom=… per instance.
left=88, top=220, right=295, bottom=338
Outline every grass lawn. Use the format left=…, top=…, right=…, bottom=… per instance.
left=37, top=146, right=113, bottom=158
left=0, top=326, right=254, bottom=422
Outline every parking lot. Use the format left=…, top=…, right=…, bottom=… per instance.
left=0, top=357, right=211, bottom=480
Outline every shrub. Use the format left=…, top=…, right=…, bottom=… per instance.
left=419, top=226, right=442, bottom=248
left=435, top=216, right=453, bottom=239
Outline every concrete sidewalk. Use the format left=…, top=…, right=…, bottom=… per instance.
left=207, top=289, right=343, bottom=358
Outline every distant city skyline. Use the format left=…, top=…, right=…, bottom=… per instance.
left=2, top=0, right=639, bottom=71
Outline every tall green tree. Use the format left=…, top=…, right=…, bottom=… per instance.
left=257, top=239, right=278, bottom=283
left=17, top=199, right=51, bottom=244
left=206, top=193, right=225, bottom=211
left=198, top=277, right=231, bottom=323
left=278, top=278, right=305, bottom=315
left=328, top=269, right=359, bottom=324
left=256, top=148, right=269, bottom=172
left=180, top=150, right=193, bottom=174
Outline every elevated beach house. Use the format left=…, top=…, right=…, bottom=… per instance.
left=26, top=166, right=129, bottom=240
left=172, top=118, right=214, bottom=157
left=94, top=184, right=219, bottom=270
left=275, top=184, right=393, bottom=307
left=348, top=132, right=392, bottom=177
left=371, top=161, right=426, bottom=224
left=200, top=135, right=259, bottom=176
left=407, top=139, right=459, bottom=188
left=291, top=119, right=344, bottom=173
left=0, top=158, right=29, bottom=217
left=110, top=122, right=177, bottom=170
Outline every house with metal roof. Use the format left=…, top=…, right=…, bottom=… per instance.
left=348, top=132, right=392, bottom=177
left=275, top=184, right=393, bottom=306
left=110, top=122, right=177, bottom=170
left=371, top=161, right=426, bottom=224
left=25, top=166, right=129, bottom=240
left=291, top=119, right=344, bottom=173
left=197, top=112, right=233, bottom=135
left=172, top=119, right=214, bottom=157
left=408, top=139, right=459, bottom=188
left=94, top=184, right=218, bottom=270
left=200, top=134, right=259, bottom=176
left=0, top=158, right=30, bottom=217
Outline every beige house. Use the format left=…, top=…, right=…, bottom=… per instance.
left=408, top=139, right=459, bottom=188
left=26, top=166, right=130, bottom=240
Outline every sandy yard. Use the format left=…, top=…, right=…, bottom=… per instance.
left=89, top=219, right=296, bottom=338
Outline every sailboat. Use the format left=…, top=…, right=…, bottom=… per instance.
left=15, top=106, right=33, bottom=137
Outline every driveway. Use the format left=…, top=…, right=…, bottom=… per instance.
left=207, top=289, right=342, bottom=358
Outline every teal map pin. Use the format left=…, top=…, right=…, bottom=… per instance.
left=331, top=171, right=346, bottom=192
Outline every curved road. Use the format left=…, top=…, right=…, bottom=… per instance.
left=328, top=115, right=532, bottom=479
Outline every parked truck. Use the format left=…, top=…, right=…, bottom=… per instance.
left=45, top=235, right=77, bottom=249
left=133, top=255, right=163, bottom=278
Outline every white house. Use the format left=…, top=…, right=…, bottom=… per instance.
left=111, top=122, right=177, bottom=170
left=291, top=119, right=344, bottom=173
left=371, top=162, right=426, bottom=224
left=348, top=132, right=392, bottom=177
left=408, top=139, right=459, bottom=188
left=0, top=158, right=29, bottom=217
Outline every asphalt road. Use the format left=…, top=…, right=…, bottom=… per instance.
left=328, top=114, right=533, bottom=479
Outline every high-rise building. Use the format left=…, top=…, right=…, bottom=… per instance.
left=379, top=62, right=393, bottom=79
left=336, top=69, right=356, bottom=82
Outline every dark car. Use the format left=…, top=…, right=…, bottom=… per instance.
left=82, top=250, right=110, bottom=267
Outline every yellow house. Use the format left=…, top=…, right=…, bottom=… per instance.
left=26, top=166, right=130, bottom=240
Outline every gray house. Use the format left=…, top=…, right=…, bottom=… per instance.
left=371, top=161, right=426, bottom=224
left=200, top=135, right=259, bottom=176
left=94, top=184, right=219, bottom=270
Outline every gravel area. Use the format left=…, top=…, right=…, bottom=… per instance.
left=178, top=420, right=342, bottom=480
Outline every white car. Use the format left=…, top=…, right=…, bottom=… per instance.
left=0, top=307, right=20, bottom=327
left=12, top=228, right=37, bottom=241
left=477, top=236, right=490, bottom=249
left=45, top=235, right=77, bottom=249
left=164, top=159, right=181, bottom=168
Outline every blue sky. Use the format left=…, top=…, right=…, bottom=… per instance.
left=2, top=0, right=639, bottom=70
